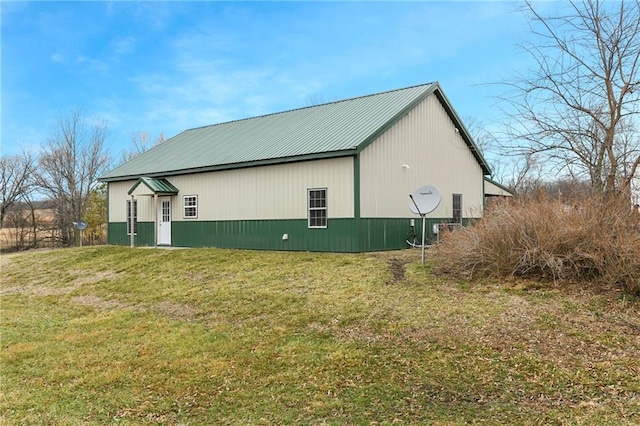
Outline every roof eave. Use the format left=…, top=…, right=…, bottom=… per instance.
left=100, top=149, right=358, bottom=183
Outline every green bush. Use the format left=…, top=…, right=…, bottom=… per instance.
left=434, top=195, right=640, bottom=296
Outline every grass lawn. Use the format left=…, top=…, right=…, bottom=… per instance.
left=1, top=246, right=639, bottom=425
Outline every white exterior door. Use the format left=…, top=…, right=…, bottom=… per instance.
left=158, top=197, right=171, bottom=245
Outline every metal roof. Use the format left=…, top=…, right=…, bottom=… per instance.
left=128, top=177, right=179, bottom=195
left=101, top=82, right=490, bottom=181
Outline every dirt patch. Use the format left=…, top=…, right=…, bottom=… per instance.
left=364, top=249, right=423, bottom=284
left=387, top=258, right=406, bottom=282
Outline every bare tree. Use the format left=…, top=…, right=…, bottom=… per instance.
left=500, top=0, right=640, bottom=199
left=0, top=150, right=36, bottom=228
left=120, top=131, right=166, bottom=164
left=464, top=116, right=511, bottom=186
left=34, top=109, right=111, bottom=246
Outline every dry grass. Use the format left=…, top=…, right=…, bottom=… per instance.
left=434, top=195, right=640, bottom=295
left=1, top=246, right=639, bottom=424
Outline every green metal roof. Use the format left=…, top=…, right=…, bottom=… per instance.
left=101, top=82, right=490, bottom=181
left=128, top=177, right=179, bottom=195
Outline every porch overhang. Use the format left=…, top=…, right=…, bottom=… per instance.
left=128, top=177, right=179, bottom=196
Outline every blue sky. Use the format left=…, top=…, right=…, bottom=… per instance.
left=2, top=1, right=534, bottom=164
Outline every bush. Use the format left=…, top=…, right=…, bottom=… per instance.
left=434, top=194, right=640, bottom=296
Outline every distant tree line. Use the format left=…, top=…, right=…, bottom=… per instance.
left=3, top=1, right=639, bottom=252
left=1, top=109, right=165, bottom=251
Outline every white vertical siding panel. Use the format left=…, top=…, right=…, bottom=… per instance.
left=108, top=180, right=154, bottom=222
left=108, top=181, right=132, bottom=222
left=360, top=95, right=484, bottom=218
left=166, top=157, right=354, bottom=221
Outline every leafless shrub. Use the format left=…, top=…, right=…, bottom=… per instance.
left=434, top=194, right=640, bottom=296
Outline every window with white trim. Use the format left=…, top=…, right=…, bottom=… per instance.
left=308, top=188, right=327, bottom=228
left=183, top=195, right=198, bottom=219
left=126, top=199, right=138, bottom=235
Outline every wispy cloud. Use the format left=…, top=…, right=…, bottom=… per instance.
left=75, top=54, right=109, bottom=74
left=2, top=1, right=533, bottom=159
left=111, top=37, right=136, bottom=56
left=51, top=53, right=65, bottom=63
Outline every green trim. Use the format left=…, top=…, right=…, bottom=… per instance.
left=100, top=150, right=358, bottom=183
left=128, top=177, right=179, bottom=195
left=353, top=155, right=361, bottom=252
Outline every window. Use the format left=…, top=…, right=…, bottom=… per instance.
left=308, top=188, right=327, bottom=228
left=126, top=199, right=138, bottom=235
left=452, top=194, right=462, bottom=224
left=183, top=195, right=198, bottom=219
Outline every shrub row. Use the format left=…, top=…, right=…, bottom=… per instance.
left=434, top=195, right=640, bottom=296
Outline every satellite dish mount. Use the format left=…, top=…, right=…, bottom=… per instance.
left=408, top=185, right=441, bottom=263
left=73, top=220, right=88, bottom=247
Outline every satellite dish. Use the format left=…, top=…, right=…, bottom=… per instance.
left=74, top=220, right=88, bottom=230
left=409, top=185, right=441, bottom=215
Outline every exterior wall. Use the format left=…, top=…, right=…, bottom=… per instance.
left=168, top=157, right=354, bottom=221
left=359, top=94, right=485, bottom=220
left=108, top=180, right=155, bottom=223
left=107, top=157, right=356, bottom=250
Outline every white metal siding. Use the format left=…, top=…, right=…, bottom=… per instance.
left=108, top=181, right=153, bottom=222
left=164, top=157, right=354, bottom=221
left=108, top=181, right=130, bottom=222
left=484, top=180, right=513, bottom=197
left=359, top=94, right=484, bottom=219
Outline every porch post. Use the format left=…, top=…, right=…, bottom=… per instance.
left=153, top=193, right=158, bottom=248
left=130, top=194, right=135, bottom=248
